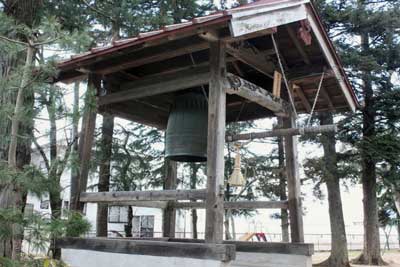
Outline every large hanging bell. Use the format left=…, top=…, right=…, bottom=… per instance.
left=165, top=92, right=208, bottom=162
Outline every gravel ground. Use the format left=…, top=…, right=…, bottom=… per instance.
left=313, top=251, right=400, bottom=267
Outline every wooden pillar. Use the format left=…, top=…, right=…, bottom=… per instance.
left=71, top=74, right=99, bottom=212
left=283, top=114, right=304, bottom=243
left=205, top=41, right=226, bottom=243
left=163, top=158, right=177, bottom=237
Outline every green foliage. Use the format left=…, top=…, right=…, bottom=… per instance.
left=63, top=211, right=91, bottom=237
left=0, top=163, right=48, bottom=197
left=106, top=123, right=164, bottom=191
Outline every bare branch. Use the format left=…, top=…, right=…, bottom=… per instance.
left=32, top=137, right=51, bottom=172
left=81, top=0, right=117, bottom=23
left=33, top=36, right=61, bottom=47
left=0, top=35, right=28, bottom=46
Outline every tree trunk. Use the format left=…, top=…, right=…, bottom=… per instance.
left=353, top=26, right=384, bottom=265
left=189, top=163, right=198, bottom=239
left=0, top=1, right=39, bottom=259
left=70, top=82, right=80, bottom=210
left=6, top=45, right=35, bottom=260
left=125, top=206, right=133, bottom=237
left=392, top=189, right=400, bottom=216
left=397, top=213, right=400, bottom=248
left=70, top=76, right=98, bottom=212
left=278, top=118, right=289, bottom=242
left=317, top=112, right=350, bottom=267
left=8, top=45, right=34, bottom=168
left=224, top=144, right=233, bottom=240
left=96, top=114, right=114, bottom=237
left=0, top=47, right=34, bottom=260
left=230, top=215, right=236, bottom=240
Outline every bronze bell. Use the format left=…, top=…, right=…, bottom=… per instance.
left=165, top=92, right=208, bottom=162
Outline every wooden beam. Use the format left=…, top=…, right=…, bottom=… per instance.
left=288, top=65, right=333, bottom=81
left=224, top=73, right=289, bottom=116
left=56, top=238, right=236, bottom=262
left=175, top=201, right=288, bottom=210
left=283, top=114, right=304, bottom=243
left=320, top=87, right=335, bottom=111
left=108, top=200, right=288, bottom=210
left=72, top=74, right=98, bottom=212
left=79, top=189, right=207, bottom=203
left=98, top=66, right=210, bottom=106
left=272, top=71, right=282, bottom=97
left=110, top=201, right=168, bottom=209
left=292, top=83, right=311, bottom=113
left=205, top=41, right=226, bottom=244
left=96, top=42, right=209, bottom=75
left=226, top=125, right=337, bottom=142
left=163, top=159, right=177, bottom=238
left=231, top=61, right=244, bottom=77
left=286, top=25, right=311, bottom=65
left=99, top=102, right=168, bottom=129
left=226, top=43, right=274, bottom=78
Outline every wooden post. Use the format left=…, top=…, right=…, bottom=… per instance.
left=71, top=74, right=98, bottom=212
left=163, top=158, right=177, bottom=237
left=283, top=114, right=304, bottom=243
left=205, top=41, right=226, bottom=243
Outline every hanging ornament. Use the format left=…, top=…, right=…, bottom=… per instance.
left=228, top=143, right=246, bottom=187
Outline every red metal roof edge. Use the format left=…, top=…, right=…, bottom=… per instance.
left=57, top=0, right=298, bottom=71
left=57, top=14, right=231, bottom=70
left=308, top=2, right=359, bottom=109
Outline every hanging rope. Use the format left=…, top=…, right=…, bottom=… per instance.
left=271, top=33, right=297, bottom=118
left=306, top=71, right=325, bottom=126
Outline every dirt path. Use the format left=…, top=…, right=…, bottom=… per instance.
left=313, top=251, right=400, bottom=267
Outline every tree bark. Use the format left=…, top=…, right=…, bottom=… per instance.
left=397, top=213, right=400, bottom=248
left=0, top=42, right=34, bottom=262
left=189, top=163, right=199, bottom=239
left=70, top=82, right=80, bottom=210
left=162, top=158, right=177, bottom=237
left=317, top=112, right=350, bottom=267
left=96, top=114, right=114, bottom=237
left=6, top=44, right=35, bottom=260
left=353, top=24, right=385, bottom=265
left=125, top=206, right=133, bottom=237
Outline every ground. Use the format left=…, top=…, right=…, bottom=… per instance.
left=313, top=250, right=400, bottom=267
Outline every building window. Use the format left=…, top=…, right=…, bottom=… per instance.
left=132, top=215, right=154, bottom=238
left=40, top=200, right=49, bottom=210
left=108, top=206, right=128, bottom=223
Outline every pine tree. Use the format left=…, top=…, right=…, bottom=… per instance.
left=315, top=0, right=400, bottom=264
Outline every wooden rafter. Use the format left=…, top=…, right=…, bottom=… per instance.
left=286, top=25, right=311, bottom=65
left=292, top=83, right=311, bottom=113
left=226, top=43, right=274, bottom=78
left=98, top=66, right=210, bottom=106
left=320, top=87, right=335, bottom=111
left=94, top=41, right=209, bottom=75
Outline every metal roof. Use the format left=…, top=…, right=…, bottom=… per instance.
left=56, top=0, right=358, bottom=111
